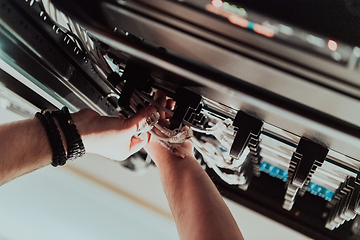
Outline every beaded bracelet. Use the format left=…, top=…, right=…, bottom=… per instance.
left=52, top=107, right=85, bottom=161
left=35, top=110, right=67, bottom=166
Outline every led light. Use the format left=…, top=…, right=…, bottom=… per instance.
left=254, top=24, right=275, bottom=38
left=279, top=24, right=293, bottom=36
left=328, top=40, right=338, bottom=51
left=205, top=3, right=230, bottom=18
left=212, top=0, right=223, bottom=8
left=262, top=21, right=279, bottom=35
left=354, top=47, right=360, bottom=57
left=306, top=35, right=325, bottom=48
left=228, top=14, right=248, bottom=28
left=238, top=8, right=247, bottom=16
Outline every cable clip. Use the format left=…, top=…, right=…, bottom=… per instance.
left=135, top=111, right=160, bottom=140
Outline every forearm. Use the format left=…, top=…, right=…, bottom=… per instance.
left=0, top=117, right=52, bottom=185
left=148, top=143, right=244, bottom=240
left=0, top=110, right=91, bottom=185
left=0, top=106, right=156, bottom=186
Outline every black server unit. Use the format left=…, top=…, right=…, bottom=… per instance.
left=1, top=1, right=360, bottom=239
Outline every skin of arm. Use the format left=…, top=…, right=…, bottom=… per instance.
left=0, top=117, right=52, bottom=185
left=145, top=92, right=245, bottom=240
left=0, top=106, right=156, bottom=186
left=145, top=143, right=245, bottom=240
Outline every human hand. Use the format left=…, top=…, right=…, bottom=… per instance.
left=71, top=106, right=157, bottom=161
left=145, top=91, right=193, bottom=164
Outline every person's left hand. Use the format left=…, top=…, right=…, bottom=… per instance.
left=145, top=91, right=194, bottom=162
left=71, top=106, right=157, bottom=161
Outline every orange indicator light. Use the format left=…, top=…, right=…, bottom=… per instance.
left=228, top=14, right=248, bottom=28
left=212, top=0, right=223, bottom=8
left=328, top=40, right=337, bottom=51
left=254, top=24, right=275, bottom=38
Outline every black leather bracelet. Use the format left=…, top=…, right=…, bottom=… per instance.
left=35, top=110, right=67, bottom=167
left=52, top=107, right=85, bottom=161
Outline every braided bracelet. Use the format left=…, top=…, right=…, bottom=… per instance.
left=35, top=110, right=67, bottom=166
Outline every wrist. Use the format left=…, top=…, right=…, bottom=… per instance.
left=70, top=108, right=101, bottom=154
left=145, top=141, right=197, bottom=168
left=31, top=117, right=53, bottom=162
left=53, top=117, right=67, bottom=154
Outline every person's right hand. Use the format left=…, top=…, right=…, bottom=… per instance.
left=71, top=105, right=157, bottom=161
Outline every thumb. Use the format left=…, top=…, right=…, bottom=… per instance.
left=129, top=133, right=151, bottom=155
left=125, top=106, right=158, bottom=134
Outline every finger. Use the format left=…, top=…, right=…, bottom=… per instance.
left=165, top=99, right=176, bottom=118
left=125, top=105, right=157, bottom=134
left=154, top=90, right=167, bottom=119
left=129, top=133, right=151, bottom=155
left=166, top=99, right=176, bottom=111
left=158, top=118, right=170, bottom=128
left=118, top=114, right=126, bottom=120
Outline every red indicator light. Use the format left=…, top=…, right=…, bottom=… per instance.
left=212, top=0, right=223, bottom=8
left=328, top=40, right=337, bottom=51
